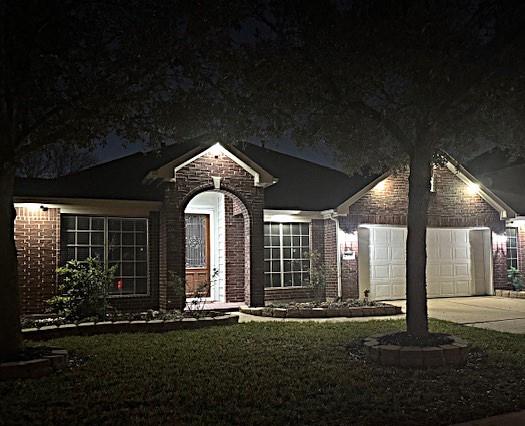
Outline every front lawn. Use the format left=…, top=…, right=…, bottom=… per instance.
left=1, top=320, right=524, bottom=425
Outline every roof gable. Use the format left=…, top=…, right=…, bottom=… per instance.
left=335, top=152, right=515, bottom=220
left=146, top=142, right=275, bottom=188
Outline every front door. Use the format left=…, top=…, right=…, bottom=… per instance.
left=185, top=214, right=211, bottom=297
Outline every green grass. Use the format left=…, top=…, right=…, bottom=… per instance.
left=1, top=320, right=524, bottom=425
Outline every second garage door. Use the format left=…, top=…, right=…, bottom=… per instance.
left=358, top=226, right=491, bottom=300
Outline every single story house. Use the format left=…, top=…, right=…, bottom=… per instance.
left=13, top=141, right=522, bottom=314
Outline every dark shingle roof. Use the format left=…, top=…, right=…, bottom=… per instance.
left=15, top=142, right=377, bottom=211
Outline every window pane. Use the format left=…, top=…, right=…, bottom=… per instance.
left=108, top=232, right=121, bottom=246
left=62, top=216, right=76, bottom=229
left=136, top=262, right=147, bottom=277
left=282, top=236, right=291, bottom=246
left=77, top=247, right=89, bottom=260
left=271, top=260, right=281, bottom=272
left=122, top=247, right=134, bottom=261
left=65, top=232, right=75, bottom=245
left=136, top=247, right=147, bottom=261
left=265, top=274, right=271, bottom=287
left=108, top=247, right=121, bottom=261
left=77, top=232, right=89, bottom=245
left=281, top=223, right=291, bottom=235
left=293, top=273, right=302, bottom=285
left=91, top=232, right=104, bottom=246
left=90, top=247, right=104, bottom=260
left=91, top=218, right=104, bottom=230
left=108, top=219, right=121, bottom=231
left=136, top=232, right=146, bottom=246
left=135, top=278, right=147, bottom=294
left=122, top=220, right=134, bottom=232
left=122, top=262, right=134, bottom=276
left=271, top=235, right=280, bottom=246
left=271, top=224, right=280, bottom=235
left=65, top=247, right=76, bottom=261
left=122, top=233, right=134, bottom=246
left=284, top=273, right=293, bottom=286
left=77, top=217, right=90, bottom=230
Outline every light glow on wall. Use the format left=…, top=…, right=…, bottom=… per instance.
left=338, top=228, right=358, bottom=260
left=373, top=179, right=387, bottom=192
left=466, top=182, right=480, bottom=195
left=493, top=233, right=507, bottom=253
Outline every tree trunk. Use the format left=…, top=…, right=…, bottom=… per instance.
left=406, top=148, right=432, bottom=337
left=0, top=162, right=22, bottom=358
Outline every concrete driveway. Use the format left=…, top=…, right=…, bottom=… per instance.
left=390, top=296, right=525, bottom=334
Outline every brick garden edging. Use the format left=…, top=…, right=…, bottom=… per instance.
left=240, top=304, right=402, bottom=318
left=22, top=315, right=238, bottom=341
left=0, top=349, right=68, bottom=380
left=363, top=334, right=469, bottom=368
left=495, top=289, right=525, bottom=299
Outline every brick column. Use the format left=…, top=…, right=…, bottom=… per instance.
left=15, top=207, right=60, bottom=315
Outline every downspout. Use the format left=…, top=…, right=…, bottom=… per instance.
left=328, top=212, right=342, bottom=299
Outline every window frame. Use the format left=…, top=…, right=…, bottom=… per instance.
left=505, top=226, right=519, bottom=271
left=264, top=221, right=311, bottom=288
left=61, top=214, right=150, bottom=298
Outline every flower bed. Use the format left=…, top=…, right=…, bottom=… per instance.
left=22, top=313, right=238, bottom=341
left=363, top=333, right=469, bottom=368
left=241, top=300, right=402, bottom=318
left=0, top=348, right=68, bottom=380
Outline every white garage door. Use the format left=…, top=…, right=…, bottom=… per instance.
left=363, top=226, right=484, bottom=300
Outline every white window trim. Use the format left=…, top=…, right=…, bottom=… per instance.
left=264, top=222, right=312, bottom=288
left=62, top=214, right=150, bottom=298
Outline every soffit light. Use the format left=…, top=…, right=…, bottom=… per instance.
left=467, top=182, right=480, bottom=195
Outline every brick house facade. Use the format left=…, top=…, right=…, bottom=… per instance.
left=13, top=142, right=518, bottom=315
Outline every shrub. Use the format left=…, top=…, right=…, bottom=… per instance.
left=507, top=267, right=524, bottom=291
left=308, top=250, right=327, bottom=300
left=48, top=258, right=117, bottom=321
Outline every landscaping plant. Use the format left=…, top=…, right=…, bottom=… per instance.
left=48, top=258, right=116, bottom=321
left=507, top=267, right=525, bottom=291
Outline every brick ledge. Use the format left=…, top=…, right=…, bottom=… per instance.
left=22, top=315, right=238, bottom=341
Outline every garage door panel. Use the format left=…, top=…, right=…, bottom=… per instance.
left=367, top=227, right=476, bottom=300
left=391, top=247, right=405, bottom=261
left=454, top=247, right=470, bottom=260
left=371, top=265, right=390, bottom=279
left=391, top=264, right=405, bottom=278
left=454, top=264, right=469, bottom=276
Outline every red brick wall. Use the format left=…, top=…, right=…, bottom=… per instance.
left=264, top=286, right=313, bottom=303
left=15, top=207, right=60, bottom=315
left=160, top=151, right=265, bottom=309
left=335, top=166, right=507, bottom=296
left=225, top=196, right=246, bottom=302
left=346, top=167, right=502, bottom=230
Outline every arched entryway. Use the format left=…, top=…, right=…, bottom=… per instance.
left=183, top=190, right=251, bottom=305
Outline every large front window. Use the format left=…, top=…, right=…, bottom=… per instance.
left=264, top=222, right=310, bottom=287
left=62, top=215, right=148, bottom=296
left=506, top=227, right=518, bottom=270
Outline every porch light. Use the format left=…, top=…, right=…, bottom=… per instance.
left=208, top=143, right=223, bottom=157
left=493, top=233, right=507, bottom=253
left=373, top=180, right=386, bottom=192
left=467, top=182, right=480, bottom=195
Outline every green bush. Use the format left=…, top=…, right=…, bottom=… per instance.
left=48, top=258, right=117, bottom=321
left=507, top=267, right=524, bottom=291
